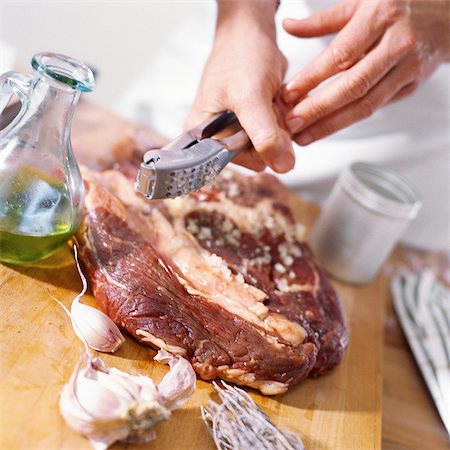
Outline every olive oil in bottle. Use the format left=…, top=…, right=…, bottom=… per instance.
left=0, top=167, right=78, bottom=263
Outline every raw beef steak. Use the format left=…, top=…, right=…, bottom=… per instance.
left=76, top=168, right=348, bottom=395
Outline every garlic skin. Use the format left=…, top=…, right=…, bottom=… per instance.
left=155, top=349, right=197, bottom=410
left=71, top=300, right=125, bottom=353
left=59, top=350, right=196, bottom=450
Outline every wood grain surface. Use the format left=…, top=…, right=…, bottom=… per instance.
left=0, top=101, right=446, bottom=450
left=0, top=195, right=383, bottom=450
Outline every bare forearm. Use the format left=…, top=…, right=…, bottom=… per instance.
left=216, top=0, right=278, bottom=41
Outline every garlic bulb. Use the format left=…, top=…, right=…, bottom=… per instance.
left=70, top=245, right=125, bottom=353
left=60, top=350, right=196, bottom=450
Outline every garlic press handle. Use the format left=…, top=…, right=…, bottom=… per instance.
left=195, top=111, right=252, bottom=156
left=192, top=110, right=240, bottom=140
left=221, top=129, right=251, bottom=155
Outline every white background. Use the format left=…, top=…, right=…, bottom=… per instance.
left=0, top=0, right=198, bottom=107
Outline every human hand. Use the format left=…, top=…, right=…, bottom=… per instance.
left=185, top=1, right=295, bottom=173
left=282, top=0, right=450, bottom=146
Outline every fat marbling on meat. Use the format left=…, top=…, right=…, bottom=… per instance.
left=76, top=168, right=348, bottom=395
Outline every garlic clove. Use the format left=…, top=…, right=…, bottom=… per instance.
left=74, top=371, right=127, bottom=420
left=95, top=367, right=153, bottom=404
left=60, top=360, right=130, bottom=448
left=71, top=300, right=125, bottom=353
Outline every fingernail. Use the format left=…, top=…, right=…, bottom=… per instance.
left=283, top=90, right=299, bottom=105
left=297, top=132, right=313, bottom=146
left=273, top=151, right=295, bottom=173
left=286, top=117, right=305, bottom=134
left=285, top=80, right=298, bottom=92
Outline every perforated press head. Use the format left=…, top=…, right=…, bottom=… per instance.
left=136, top=139, right=232, bottom=199
left=135, top=111, right=251, bottom=200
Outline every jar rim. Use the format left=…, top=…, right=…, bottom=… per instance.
left=341, top=162, right=422, bottom=219
left=31, top=52, right=95, bottom=93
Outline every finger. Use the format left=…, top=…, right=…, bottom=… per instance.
left=233, top=94, right=295, bottom=173
left=282, top=0, right=355, bottom=38
left=293, top=62, right=414, bottom=146
left=285, top=28, right=403, bottom=135
left=389, top=81, right=419, bottom=103
left=273, top=90, right=292, bottom=129
left=183, top=106, right=218, bottom=131
left=283, top=2, right=389, bottom=104
left=184, top=105, right=267, bottom=171
left=232, top=148, right=267, bottom=172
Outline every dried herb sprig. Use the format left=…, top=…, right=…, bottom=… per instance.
left=202, top=382, right=304, bottom=450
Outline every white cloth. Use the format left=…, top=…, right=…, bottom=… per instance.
left=116, top=1, right=450, bottom=251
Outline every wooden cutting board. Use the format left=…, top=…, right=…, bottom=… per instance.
left=0, top=102, right=383, bottom=450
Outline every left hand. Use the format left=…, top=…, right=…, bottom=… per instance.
left=282, top=0, right=450, bottom=146
left=185, top=0, right=295, bottom=173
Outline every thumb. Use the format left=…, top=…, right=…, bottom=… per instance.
left=234, top=95, right=295, bottom=174
left=283, top=0, right=355, bottom=38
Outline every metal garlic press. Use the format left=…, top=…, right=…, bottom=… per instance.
left=135, top=111, right=251, bottom=199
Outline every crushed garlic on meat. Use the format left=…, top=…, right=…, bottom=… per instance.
left=274, top=263, right=286, bottom=274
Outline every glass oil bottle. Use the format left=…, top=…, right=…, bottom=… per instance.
left=0, top=53, right=94, bottom=263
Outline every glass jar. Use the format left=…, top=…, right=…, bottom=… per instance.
left=309, top=162, right=422, bottom=284
left=0, top=52, right=95, bottom=264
